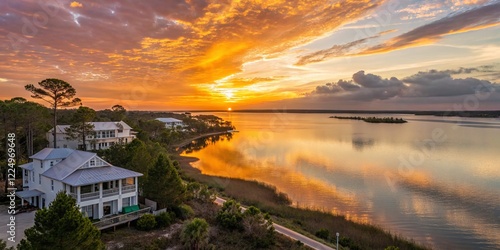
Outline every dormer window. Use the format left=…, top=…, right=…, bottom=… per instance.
left=50, top=161, right=54, bottom=167
left=90, top=159, right=95, bottom=167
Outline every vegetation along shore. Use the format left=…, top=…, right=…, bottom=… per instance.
left=330, top=116, right=408, bottom=124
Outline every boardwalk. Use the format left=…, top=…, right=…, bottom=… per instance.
left=93, top=207, right=151, bottom=230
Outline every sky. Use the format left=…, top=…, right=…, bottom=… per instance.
left=1, top=0, right=499, bottom=111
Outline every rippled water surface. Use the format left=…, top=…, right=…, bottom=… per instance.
left=183, top=112, right=500, bottom=249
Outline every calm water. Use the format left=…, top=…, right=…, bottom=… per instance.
left=183, top=112, right=500, bottom=249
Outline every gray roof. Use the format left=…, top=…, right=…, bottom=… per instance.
left=61, top=166, right=142, bottom=186
left=16, top=189, right=44, bottom=198
left=49, top=121, right=132, bottom=133
left=42, top=150, right=98, bottom=181
left=19, top=162, right=34, bottom=171
left=30, top=148, right=74, bottom=160
left=156, top=117, right=183, bottom=123
left=116, top=121, right=132, bottom=130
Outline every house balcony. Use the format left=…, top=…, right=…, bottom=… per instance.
left=122, top=185, right=136, bottom=194
left=69, top=185, right=136, bottom=202
left=81, top=191, right=100, bottom=201
left=103, top=187, right=119, bottom=197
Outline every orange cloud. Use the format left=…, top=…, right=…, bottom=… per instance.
left=70, top=1, right=83, bottom=8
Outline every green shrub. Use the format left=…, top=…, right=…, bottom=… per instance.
left=339, top=236, right=361, bottom=250
left=181, top=218, right=209, bottom=250
left=177, top=204, right=194, bottom=220
left=315, top=228, right=330, bottom=240
left=385, top=247, right=400, bottom=250
left=136, top=213, right=157, bottom=231
left=216, top=200, right=243, bottom=230
left=155, top=211, right=175, bottom=228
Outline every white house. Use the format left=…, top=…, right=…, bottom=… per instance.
left=155, top=117, right=184, bottom=129
left=47, top=121, right=136, bottom=150
left=17, top=148, right=142, bottom=219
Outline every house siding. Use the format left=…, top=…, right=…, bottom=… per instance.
left=19, top=148, right=142, bottom=219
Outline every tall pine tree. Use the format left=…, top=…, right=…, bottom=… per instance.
left=143, top=154, right=186, bottom=209
left=18, top=192, right=105, bottom=250
left=64, top=106, right=96, bottom=151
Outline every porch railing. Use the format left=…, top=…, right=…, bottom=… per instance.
left=122, top=185, right=136, bottom=193
left=93, top=207, right=151, bottom=230
left=81, top=191, right=100, bottom=201
left=102, top=188, right=119, bottom=197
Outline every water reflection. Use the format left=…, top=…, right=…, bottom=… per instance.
left=351, top=137, right=375, bottom=151
left=182, top=113, right=500, bottom=249
left=182, top=133, right=233, bottom=154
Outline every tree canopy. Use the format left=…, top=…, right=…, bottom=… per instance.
left=64, top=106, right=96, bottom=151
left=143, top=154, right=186, bottom=209
left=18, top=192, right=104, bottom=250
left=181, top=218, right=210, bottom=250
left=25, top=79, right=81, bottom=148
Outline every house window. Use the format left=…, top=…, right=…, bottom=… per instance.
left=63, top=144, right=67, bottom=148
left=81, top=185, right=92, bottom=194
left=90, top=159, right=95, bottom=167
left=123, top=178, right=134, bottom=186
left=38, top=174, right=41, bottom=184
left=70, top=186, right=76, bottom=194
left=122, top=197, right=130, bottom=207
left=82, top=205, right=93, bottom=218
left=51, top=180, right=54, bottom=191
left=50, top=161, right=54, bottom=166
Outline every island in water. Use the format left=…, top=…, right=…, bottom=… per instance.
left=330, top=116, right=408, bottom=123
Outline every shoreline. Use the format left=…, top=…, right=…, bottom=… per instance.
left=172, top=136, right=429, bottom=250
left=172, top=131, right=232, bottom=151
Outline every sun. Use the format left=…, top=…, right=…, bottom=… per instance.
left=227, top=107, right=232, bottom=111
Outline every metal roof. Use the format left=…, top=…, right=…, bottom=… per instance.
left=61, top=166, right=142, bottom=186
left=19, top=162, right=34, bottom=171
left=16, top=189, right=44, bottom=198
left=156, top=117, right=183, bottom=123
left=42, top=150, right=97, bottom=181
left=30, top=148, right=74, bottom=160
left=116, top=121, right=132, bottom=130
left=49, top=121, right=133, bottom=133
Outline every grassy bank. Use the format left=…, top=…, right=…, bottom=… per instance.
left=174, top=154, right=430, bottom=250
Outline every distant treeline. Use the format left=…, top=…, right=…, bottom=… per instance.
left=331, top=116, right=407, bottom=124
left=189, top=109, right=500, bottom=118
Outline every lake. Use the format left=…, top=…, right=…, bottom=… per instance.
left=182, top=112, right=500, bottom=249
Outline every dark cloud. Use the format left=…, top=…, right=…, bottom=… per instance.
left=440, top=65, right=495, bottom=75
left=402, top=70, right=499, bottom=97
left=308, top=68, right=499, bottom=102
left=310, top=70, right=406, bottom=101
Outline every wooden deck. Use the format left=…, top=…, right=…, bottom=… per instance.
left=93, top=207, right=151, bottom=230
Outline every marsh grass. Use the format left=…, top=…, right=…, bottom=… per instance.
left=176, top=154, right=431, bottom=250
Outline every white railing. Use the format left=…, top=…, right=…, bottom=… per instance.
left=102, top=188, right=119, bottom=197
left=122, top=185, right=136, bottom=193
left=81, top=191, right=100, bottom=201
left=93, top=207, right=151, bottom=230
